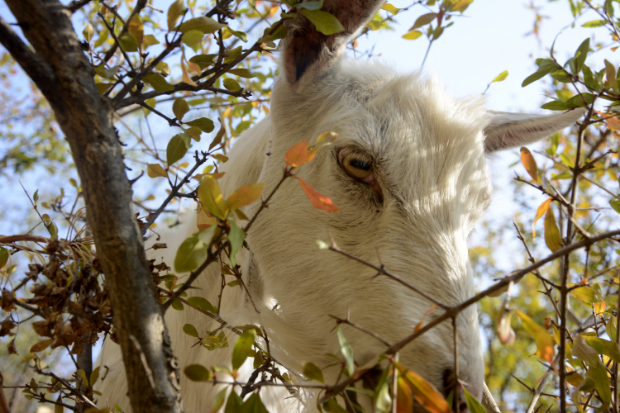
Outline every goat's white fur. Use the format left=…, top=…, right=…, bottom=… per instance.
left=95, top=1, right=585, bottom=411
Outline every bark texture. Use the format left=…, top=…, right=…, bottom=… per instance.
left=0, top=1, right=182, bottom=412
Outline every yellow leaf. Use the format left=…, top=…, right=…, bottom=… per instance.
left=544, top=207, right=563, bottom=252
left=182, top=62, right=197, bottom=86
left=492, top=70, right=509, bottom=83
left=516, top=310, right=554, bottom=363
left=128, top=15, right=144, bottom=47
left=147, top=163, right=167, bottom=178
left=520, top=147, right=539, bottom=182
left=532, top=198, right=552, bottom=238
left=285, top=141, right=314, bottom=167
left=30, top=338, right=54, bottom=353
left=198, top=175, right=227, bottom=219
left=497, top=308, right=515, bottom=345
left=308, top=131, right=338, bottom=157
left=225, top=183, right=265, bottom=211
left=402, top=30, right=423, bottom=40
left=395, top=363, right=451, bottom=413
left=294, top=177, right=340, bottom=213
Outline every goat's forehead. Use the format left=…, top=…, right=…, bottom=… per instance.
left=322, top=70, right=489, bottom=162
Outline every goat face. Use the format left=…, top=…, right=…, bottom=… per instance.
left=240, top=0, right=584, bottom=403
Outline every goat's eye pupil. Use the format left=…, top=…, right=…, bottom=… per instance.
left=348, top=158, right=371, bottom=171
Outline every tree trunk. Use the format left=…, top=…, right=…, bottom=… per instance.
left=0, top=1, right=182, bottom=412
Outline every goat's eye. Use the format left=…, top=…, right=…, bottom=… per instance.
left=339, top=149, right=373, bottom=181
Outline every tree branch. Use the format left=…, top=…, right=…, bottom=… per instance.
left=0, top=16, right=57, bottom=94
left=2, top=1, right=182, bottom=412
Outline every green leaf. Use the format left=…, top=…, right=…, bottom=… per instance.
left=573, top=38, right=590, bottom=74
left=451, top=0, right=473, bottom=12
left=410, top=13, right=437, bottom=30
left=211, top=388, right=227, bottom=413
left=240, top=393, right=269, bottom=413
left=550, top=70, right=572, bottom=83
left=228, top=220, right=244, bottom=267
left=143, top=73, right=175, bottom=93
left=171, top=299, right=184, bottom=310
left=302, top=361, right=324, bottom=383
left=189, top=54, right=216, bottom=69
left=182, top=30, right=204, bottom=52
left=90, top=366, right=100, bottom=387
left=223, top=78, right=241, bottom=92
left=185, top=117, right=214, bottom=133
left=184, top=364, right=212, bottom=381
left=174, top=233, right=207, bottom=273
left=610, top=199, right=620, bottom=214
left=402, top=30, right=423, bottom=40
left=173, top=98, right=190, bottom=121
left=232, top=329, right=256, bottom=371
left=522, top=64, right=555, bottom=87
left=177, top=16, right=227, bottom=34
left=336, top=326, right=355, bottom=375
left=228, top=69, right=255, bottom=78
left=147, top=162, right=165, bottom=178
left=0, top=248, right=9, bottom=268
left=296, top=0, right=324, bottom=10
left=167, top=0, right=187, bottom=31
left=541, top=100, right=569, bottom=111
left=144, top=34, right=160, bottom=47
left=83, top=23, right=94, bottom=42
left=183, top=324, right=199, bottom=337
left=187, top=296, right=217, bottom=313
left=166, top=135, right=189, bottom=166
left=492, top=70, right=509, bottom=83
left=77, top=369, right=89, bottom=387
left=118, top=33, right=138, bottom=52
left=374, top=367, right=391, bottom=413
left=583, top=336, right=620, bottom=362
left=225, top=391, right=243, bottom=413
left=463, top=387, right=486, bottom=413
left=587, top=359, right=611, bottom=406
left=573, top=335, right=599, bottom=367
left=298, top=9, right=344, bottom=35
left=582, top=19, right=607, bottom=27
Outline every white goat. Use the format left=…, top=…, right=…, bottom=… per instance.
left=96, top=0, right=584, bottom=411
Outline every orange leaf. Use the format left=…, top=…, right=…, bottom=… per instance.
left=520, top=147, right=539, bottom=182
left=413, top=305, right=439, bottom=332
left=606, top=116, right=620, bottom=131
left=532, top=198, right=552, bottom=238
left=294, top=177, right=340, bottom=213
left=516, top=310, right=554, bottom=364
left=544, top=207, right=563, bottom=252
left=197, top=204, right=216, bottom=230
left=285, top=141, right=314, bottom=167
left=396, top=376, right=414, bottom=413
left=395, top=362, right=451, bottom=413
left=225, top=183, right=265, bottom=211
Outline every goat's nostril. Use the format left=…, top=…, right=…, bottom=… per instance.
left=459, top=401, right=469, bottom=413
left=442, top=369, right=456, bottom=396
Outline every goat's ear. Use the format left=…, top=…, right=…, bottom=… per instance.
left=484, top=109, right=586, bottom=153
left=281, top=0, right=383, bottom=84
